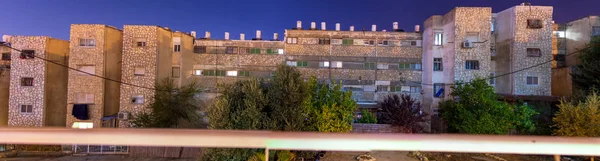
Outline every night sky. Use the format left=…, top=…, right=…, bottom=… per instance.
left=1, top=0, right=598, bottom=40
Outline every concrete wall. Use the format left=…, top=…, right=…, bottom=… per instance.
left=104, top=26, right=123, bottom=116
left=494, top=7, right=516, bottom=94
left=0, top=70, right=9, bottom=126
left=566, top=16, right=600, bottom=66
left=551, top=67, right=572, bottom=96
left=43, top=38, right=69, bottom=127
left=422, top=15, right=443, bottom=112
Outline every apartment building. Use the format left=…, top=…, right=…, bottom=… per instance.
left=8, top=36, right=69, bottom=127
left=118, top=25, right=194, bottom=128
left=422, top=3, right=553, bottom=113
left=66, top=24, right=123, bottom=129
left=551, top=16, right=600, bottom=97
left=189, top=31, right=284, bottom=100
left=0, top=35, right=12, bottom=126
left=285, top=21, right=423, bottom=108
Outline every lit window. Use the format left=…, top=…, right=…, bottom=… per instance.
left=466, top=32, right=479, bottom=42
left=286, top=38, right=298, bottom=44
left=72, top=122, right=93, bottom=129
left=77, top=65, right=95, bottom=75
left=226, top=71, right=238, bottom=77
left=132, top=95, right=144, bottom=104
left=286, top=61, right=297, bottom=67
left=433, top=58, right=442, bottom=71
left=465, top=60, right=479, bottom=70
left=20, top=105, right=33, bottom=114
left=194, top=70, right=203, bottom=76
left=79, top=38, right=95, bottom=47
left=320, top=61, right=330, bottom=67
left=410, top=63, right=422, bottom=70
left=278, top=49, right=284, bottom=54
left=526, top=76, right=539, bottom=85
left=553, top=31, right=565, bottom=38
left=434, top=31, right=443, bottom=46
left=377, top=63, right=389, bottom=69
left=332, top=61, right=343, bottom=68
left=134, top=67, right=145, bottom=76
left=76, top=93, right=94, bottom=104
left=331, top=39, right=342, bottom=45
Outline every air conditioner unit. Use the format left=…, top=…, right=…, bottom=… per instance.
left=118, top=111, right=129, bottom=121
left=462, top=41, right=473, bottom=48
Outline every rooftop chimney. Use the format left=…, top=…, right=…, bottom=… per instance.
left=296, top=21, right=302, bottom=29
left=415, top=25, right=420, bottom=33
left=190, top=31, right=197, bottom=38
left=350, top=26, right=355, bottom=31
left=372, top=25, right=377, bottom=31
left=335, top=23, right=340, bottom=31
left=382, top=29, right=387, bottom=32
left=240, top=33, right=245, bottom=40
left=273, top=33, right=278, bottom=40
left=225, top=32, right=230, bottom=40
left=311, top=22, right=316, bottom=30
left=2, top=35, right=11, bottom=42
left=205, top=31, right=211, bottom=39
left=256, top=30, right=262, bottom=40
left=393, top=22, right=398, bottom=30
left=321, top=22, right=326, bottom=30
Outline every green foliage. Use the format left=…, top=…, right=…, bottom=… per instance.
left=379, top=94, right=428, bottom=133
left=553, top=93, right=600, bottom=137
left=202, top=148, right=262, bottom=161
left=440, top=79, right=537, bottom=134
left=357, top=109, right=377, bottom=124
left=131, top=78, right=204, bottom=128
left=571, top=36, right=600, bottom=97
left=246, top=150, right=295, bottom=161
left=304, top=77, right=357, bottom=132
left=267, top=65, right=309, bottom=131
left=208, top=79, right=270, bottom=130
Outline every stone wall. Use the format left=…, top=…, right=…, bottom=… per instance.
left=452, top=7, right=493, bottom=82
left=351, top=123, right=408, bottom=133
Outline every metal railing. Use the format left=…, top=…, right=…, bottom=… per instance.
left=1, top=127, right=599, bottom=160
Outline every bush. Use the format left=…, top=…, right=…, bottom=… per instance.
left=553, top=93, right=600, bottom=137
left=356, top=109, right=377, bottom=124
left=378, top=94, right=428, bottom=133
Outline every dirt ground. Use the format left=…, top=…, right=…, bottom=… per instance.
left=321, top=151, right=418, bottom=161
left=1, top=155, right=195, bottom=161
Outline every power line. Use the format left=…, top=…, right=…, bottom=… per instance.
left=0, top=44, right=168, bottom=92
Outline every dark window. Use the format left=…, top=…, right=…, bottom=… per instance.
left=174, top=45, right=181, bottom=52
left=377, top=85, right=389, bottom=92
left=410, top=41, right=417, bottom=46
left=433, top=58, right=442, bottom=71
left=398, top=63, right=410, bottom=69
left=593, top=26, right=600, bottom=37
left=434, top=83, right=444, bottom=98
left=239, top=71, right=251, bottom=77
left=226, top=47, right=238, bottom=54
left=20, top=50, right=35, bottom=59
left=391, top=86, right=403, bottom=92
left=527, top=48, right=542, bottom=57
left=249, top=48, right=261, bottom=54
left=136, top=42, right=146, bottom=47
left=1, top=53, right=10, bottom=60
left=364, top=62, right=376, bottom=69
left=286, top=38, right=298, bottom=44
left=172, top=67, right=180, bottom=78
left=319, top=38, right=331, bottom=45
left=410, top=86, right=421, bottom=93
left=21, top=77, right=33, bottom=86
left=194, top=46, right=206, bottom=53
left=489, top=73, right=496, bottom=85
left=527, top=76, right=539, bottom=85
left=266, top=49, right=276, bottom=54
left=410, top=63, right=422, bottom=70
left=381, top=40, right=389, bottom=46
left=342, top=39, right=353, bottom=45
left=527, top=19, right=543, bottom=29
left=297, top=61, right=308, bottom=67
left=204, top=70, right=226, bottom=76
left=79, top=38, right=96, bottom=47
left=20, top=105, right=33, bottom=113
left=465, top=60, right=479, bottom=70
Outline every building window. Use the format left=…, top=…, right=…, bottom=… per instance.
left=553, top=31, right=566, bottom=38
left=239, top=71, right=250, bottom=77
left=134, top=67, right=145, bottom=76
left=76, top=93, right=94, bottom=104
left=489, top=72, right=496, bottom=85
left=194, top=46, right=206, bottom=53
left=400, top=41, right=417, bottom=46
left=433, top=58, right=442, bottom=71
left=377, top=63, right=389, bottom=69
left=319, top=38, right=331, bottom=45
left=297, top=61, right=308, bottom=67
left=21, top=77, right=33, bottom=86
left=320, top=61, right=330, bottom=67
left=434, top=83, right=444, bottom=98
left=205, top=70, right=226, bottom=76
left=332, top=61, right=343, bottom=68
left=266, top=49, right=278, bottom=54
left=226, top=71, right=238, bottom=77
left=132, top=95, right=144, bottom=104
left=527, top=19, right=543, bottom=29
left=226, top=47, right=238, bottom=54
left=434, top=31, right=443, bottom=46
left=278, top=49, right=284, bottom=54
left=491, top=18, right=496, bottom=32
left=379, top=40, right=389, bottom=46
left=398, top=63, right=410, bottom=69
left=331, top=39, right=342, bottom=45
left=342, top=39, right=353, bottom=45
left=364, top=40, right=375, bottom=45
left=174, top=45, right=181, bottom=52
left=172, top=67, right=180, bottom=78
left=79, top=38, right=96, bottom=47
left=287, top=38, right=298, bottom=44
left=410, top=63, right=422, bottom=70
left=77, top=65, right=95, bottom=75
left=526, top=76, right=539, bottom=85
left=2, top=53, right=11, bottom=60
left=410, top=86, right=421, bottom=93
left=135, top=38, right=147, bottom=47
left=527, top=48, right=542, bottom=57
left=465, top=60, right=479, bottom=70
left=20, top=50, right=35, bottom=59
left=72, top=122, right=93, bottom=129
left=364, top=62, right=376, bottom=69
left=377, top=85, right=389, bottom=92
left=193, top=70, right=203, bottom=76
left=466, top=32, right=479, bottom=42
left=286, top=61, right=297, bottom=67
left=20, top=105, right=33, bottom=114
left=593, top=26, right=600, bottom=37
left=249, top=48, right=261, bottom=54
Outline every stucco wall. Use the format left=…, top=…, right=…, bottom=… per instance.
left=0, top=70, right=9, bottom=126
left=43, top=38, right=69, bottom=127
left=565, top=16, right=600, bottom=67
left=551, top=67, right=572, bottom=96
left=104, top=26, right=123, bottom=116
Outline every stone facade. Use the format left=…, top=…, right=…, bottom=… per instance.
left=8, top=36, right=69, bottom=127
left=66, top=24, right=123, bottom=128
left=1, top=37, right=12, bottom=126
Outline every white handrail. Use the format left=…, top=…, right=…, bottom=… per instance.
left=1, top=127, right=600, bottom=156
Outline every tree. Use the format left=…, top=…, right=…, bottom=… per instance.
left=131, top=78, right=204, bottom=128
left=379, top=94, right=428, bottom=133
left=553, top=93, right=600, bottom=137
left=356, top=109, right=377, bottom=124
left=267, top=65, right=308, bottom=131
left=571, top=36, right=600, bottom=97
left=440, top=79, right=537, bottom=134
left=304, top=77, right=357, bottom=132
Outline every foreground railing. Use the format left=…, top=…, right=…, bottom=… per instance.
left=1, top=127, right=600, bottom=160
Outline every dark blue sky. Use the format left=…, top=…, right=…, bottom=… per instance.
left=1, top=0, right=598, bottom=40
